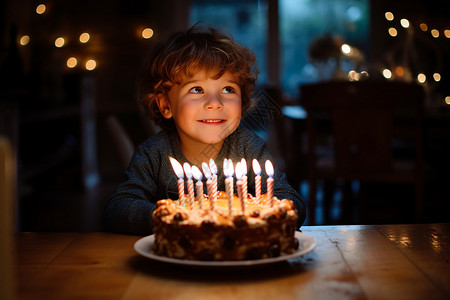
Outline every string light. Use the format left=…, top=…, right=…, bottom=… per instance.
left=79, top=33, right=90, bottom=43
left=36, top=4, right=46, bottom=15
left=445, top=96, right=450, bottom=105
left=67, top=57, right=77, bottom=68
left=382, top=69, right=392, bottom=79
left=417, top=73, right=426, bottom=84
left=388, top=27, right=398, bottom=37
left=19, top=35, right=30, bottom=46
left=85, top=59, right=96, bottom=71
left=142, top=28, right=154, bottom=39
left=445, top=30, right=450, bottom=38
left=400, top=18, right=410, bottom=28
left=420, top=23, right=428, bottom=31
left=433, top=73, right=441, bottom=82
left=431, top=29, right=439, bottom=38
left=385, top=12, right=394, bottom=21
left=55, top=37, right=65, bottom=48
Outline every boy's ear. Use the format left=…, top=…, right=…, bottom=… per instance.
left=156, top=94, right=172, bottom=119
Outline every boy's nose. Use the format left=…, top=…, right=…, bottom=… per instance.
left=205, top=95, right=223, bottom=110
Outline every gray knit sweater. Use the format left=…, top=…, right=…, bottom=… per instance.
left=103, top=126, right=306, bottom=235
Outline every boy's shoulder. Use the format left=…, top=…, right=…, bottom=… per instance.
left=232, top=126, right=265, bottom=144
left=137, top=130, right=172, bottom=154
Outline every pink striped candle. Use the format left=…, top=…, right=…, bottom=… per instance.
left=265, top=160, right=274, bottom=207
left=169, top=156, right=185, bottom=206
left=252, top=159, right=261, bottom=203
left=183, top=163, right=195, bottom=210
left=202, top=162, right=214, bottom=211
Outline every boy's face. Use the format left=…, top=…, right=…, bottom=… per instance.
left=158, top=70, right=242, bottom=149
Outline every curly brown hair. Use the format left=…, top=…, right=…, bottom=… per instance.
left=137, top=24, right=259, bottom=131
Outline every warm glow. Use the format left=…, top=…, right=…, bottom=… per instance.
left=382, top=69, right=392, bottom=79
left=85, top=59, right=96, bottom=71
left=445, top=96, right=450, bottom=105
left=385, top=12, right=394, bottom=21
left=395, top=66, right=405, bottom=77
left=36, top=4, right=46, bottom=14
left=433, top=73, right=441, bottom=82
left=341, top=43, right=351, bottom=55
left=360, top=71, right=369, bottom=79
left=19, top=35, right=30, bottom=46
left=79, top=32, right=90, bottom=43
left=388, top=27, right=398, bottom=37
left=417, top=73, right=426, bottom=84
left=444, top=29, right=450, bottom=38
left=420, top=23, right=428, bottom=31
left=142, top=28, right=154, bottom=39
left=55, top=37, right=65, bottom=48
left=348, top=70, right=360, bottom=81
left=400, top=18, right=410, bottom=28
left=431, top=29, right=439, bottom=38
left=67, top=57, right=77, bottom=68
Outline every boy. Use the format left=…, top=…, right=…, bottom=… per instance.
left=103, top=25, right=306, bottom=235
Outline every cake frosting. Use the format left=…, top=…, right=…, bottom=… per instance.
left=152, top=191, right=299, bottom=261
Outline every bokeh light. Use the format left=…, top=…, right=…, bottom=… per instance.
left=142, top=28, right=154, bottom=39
left=36, top=4, right=46, bottom=14
left=400, top=18, right=410, bottom=28
left=420, top=23, right=428, bottom=31
left=431, top=29, right=439, bottom=38
left=382, top=69, right=392, bottom=79
left=433, top=73, right=441, bottom=82
left=85, top=59, right=97, bottom=71
left=79, top=33, right=90, bottom=43
left=388, top=27, right=398, bottom=37
left=385, top=12, right=394, bottom=21
left=19, top=35, right=30, bottom=46
left=417, top=73, right=426, bottom=84
left=67, top=57, right=77, bottom=68
left=55, top=37, right=65, bottom=48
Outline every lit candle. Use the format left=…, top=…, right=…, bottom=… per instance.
left=209, top=158, right=218, bottom=203
left=240, top=158, right=248, bottom=202
left=235, top=162, right=245, bottom=214
left=223, top=158, right=234, bottom=217
left=202, top=162, right=214, bottom=211
left=252, top=159, right=262, bottom=203
left=265, top=160, right=274, bottom=207
left=191, top=165, right=204, bottom=210
left=183, top=163, right=195, bottom=210
left=169, top=156, right=185, bottom=206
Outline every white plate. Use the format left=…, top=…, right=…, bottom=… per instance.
left=134, top=231, right=316, bottom=267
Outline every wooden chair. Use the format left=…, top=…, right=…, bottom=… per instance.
left=301, top=80, right=425, bottom=225
left=105, top=115, right=135, bottom=172
left=0, top=137, right=16, bottom=300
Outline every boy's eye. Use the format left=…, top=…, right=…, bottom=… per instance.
left=222, top=86, right=236, bottom=94
left=189, top=87, right=204, bottom=94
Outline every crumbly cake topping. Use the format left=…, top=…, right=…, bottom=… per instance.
left=153, top=191, right=297, bottom=227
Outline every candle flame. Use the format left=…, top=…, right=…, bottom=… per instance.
left=252, top=159, right=261, bottom=175
left=265, top=160, right=274, bottom=177
left=183, top=163, right=193, bottom=179
left=209, top=158, right=218, bottom=175
left=235, top=162, right=244, bottom=180
left=191, top=165, right=203, bottom=181
left=169, top=156, right=184, bottom=179
left=202, top=162, right=212, bottom=179
left=240, top=158, right=247, bottom=175
left=223, top=158, right=234, bottom=177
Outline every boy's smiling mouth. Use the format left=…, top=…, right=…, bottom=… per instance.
left=198, top=119, right=226, bottom=124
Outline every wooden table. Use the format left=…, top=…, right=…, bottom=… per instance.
left=14, top=224, right=450, bottom=299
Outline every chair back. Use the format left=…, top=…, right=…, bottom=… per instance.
left=301, top=80, right=424, bottom=180
left=0, top=137, right=16, bottom=300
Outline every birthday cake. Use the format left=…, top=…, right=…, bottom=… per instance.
left=152, top=191, right=299, bottom=261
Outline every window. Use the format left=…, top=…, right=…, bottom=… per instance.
left=190, top=0, right=370, bottom=99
